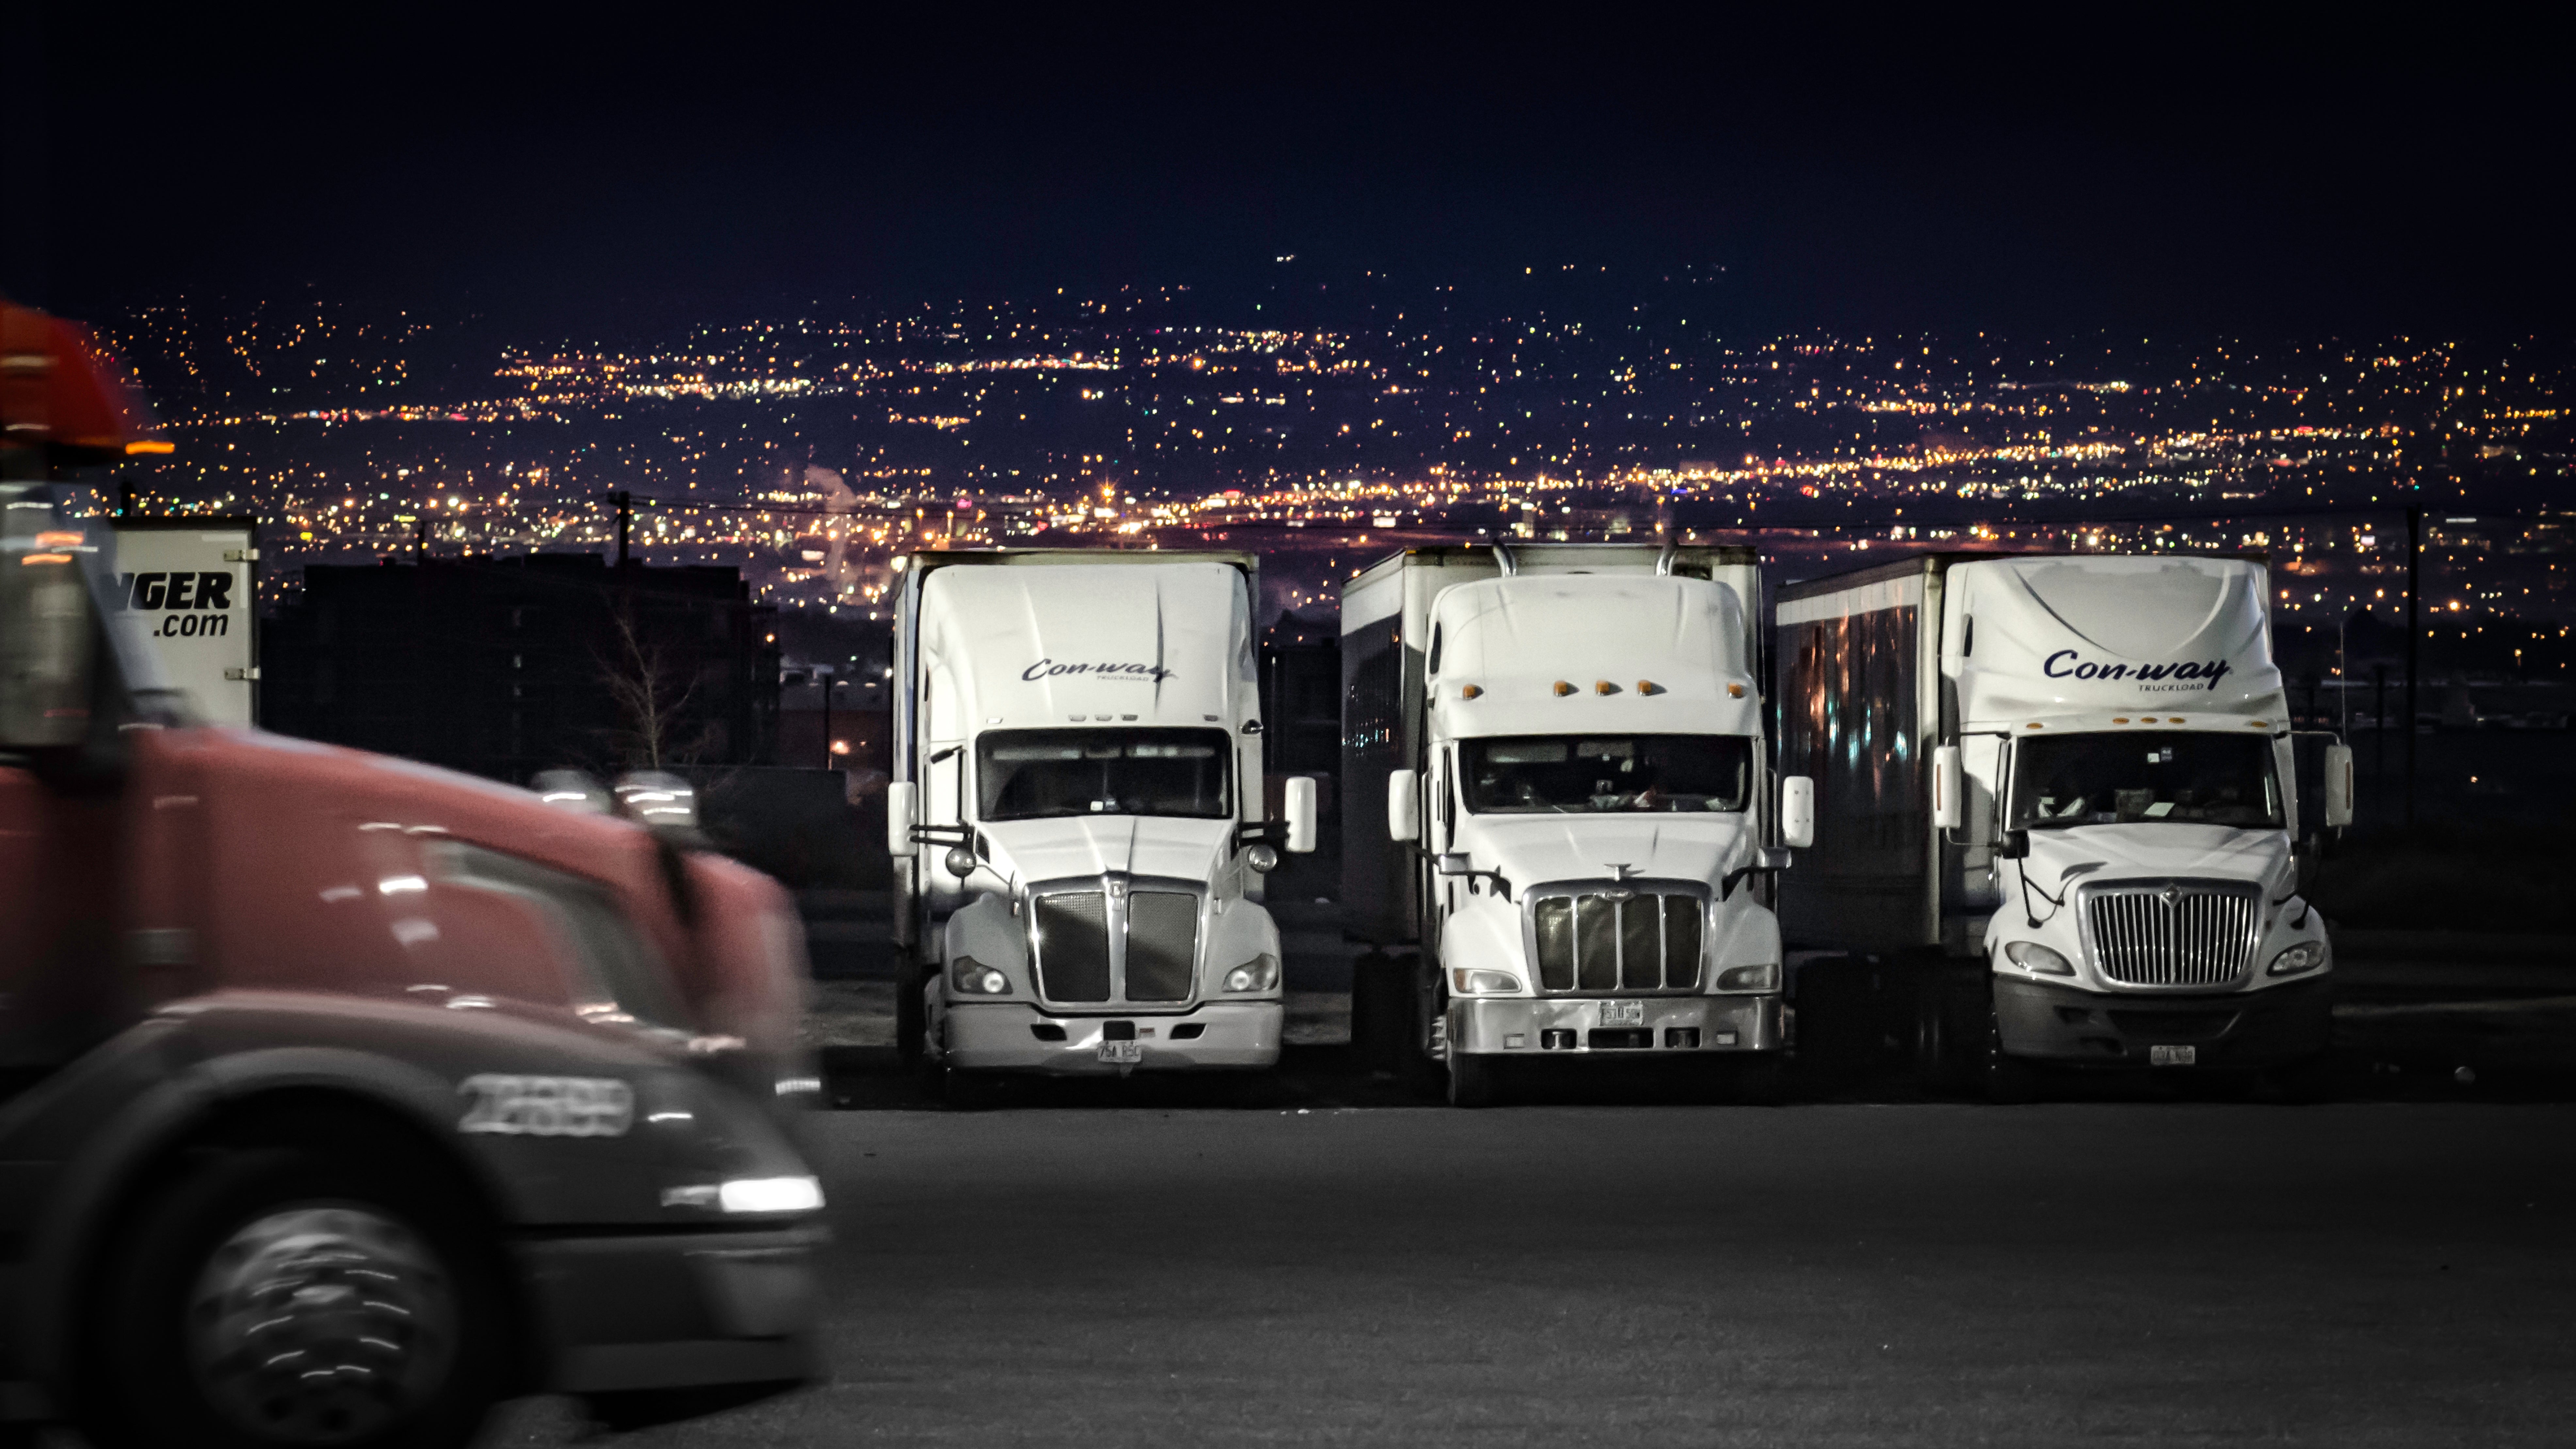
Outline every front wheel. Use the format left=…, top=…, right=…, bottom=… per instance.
left=1982, top=996, right=2048, bottom=1105
left=1445, top=1050, right=1499, bottom=1108
left=89, top=1147, right=506, bottom=1449
left=893, top=951, right=928, bottom=1067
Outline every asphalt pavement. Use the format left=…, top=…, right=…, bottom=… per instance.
left=499, top=1099, right=2576, bottom=1447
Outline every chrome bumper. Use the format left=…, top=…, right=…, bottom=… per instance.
left=1446, top=995, right=1787, bottom=1057
left=938, top=1000, right=1283, bottom=1073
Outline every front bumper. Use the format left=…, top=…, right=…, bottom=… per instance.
left=940, top=1000, right=1282, bottom=1074
left=520, top=1223, right=825, bottom=1394
left=1446, top=994, right=1787, bottom=1057
left=1993, top=974, right=2333, bottom=1067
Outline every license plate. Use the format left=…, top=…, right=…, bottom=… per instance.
left=1097, top=1040, right=1144, bottom=1065
left=2149, top=1044, right=2197, bottom=1067
left=1600, top=1000, right=1645, bottom=1026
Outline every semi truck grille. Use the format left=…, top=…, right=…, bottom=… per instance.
left=2084, top=882, right=2259, bottom=987
left=1124, top=891, right=1199, bottom=1001
left=1034, top=892, right=1113, bottom=1002
left=1531, top=890, right=1703, bottom=993
left=1030, top=885, right=1203, bottom=1005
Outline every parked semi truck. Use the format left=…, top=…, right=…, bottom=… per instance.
left=885, top=550, right=1315, bottom=1099
left=0, top=303, right=825, bottom=1447
left=1342, top=543, right=1813, bottom=1106
left=1774, top=552, right=2352, bottom=1101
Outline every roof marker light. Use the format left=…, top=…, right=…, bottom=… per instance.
left=2113, top=717, right=2130, bottom=724
left=1637, top=680, right=1658, bottom=695
left=2027, top=723, right=2045, bottom=730
left=1553, top=681, right=1574, bottom=697
left=1461, top=684, right=1481, bottom=699
left=1594, top=680, right=1617, bottom=695
left=2248, top=720, right=2269, bottom=728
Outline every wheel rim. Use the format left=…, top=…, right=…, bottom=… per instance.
left=186, top=1203, right=459, bottom=1445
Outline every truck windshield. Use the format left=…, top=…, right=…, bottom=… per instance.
left=978, top=728, right=1233, bottom=820
left=2009, top=733, right=2282, bottom=829
left=1460, top=735, right=1751, bottom=814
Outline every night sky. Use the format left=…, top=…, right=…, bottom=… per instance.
left=17, top=8, right=2573, bottom=336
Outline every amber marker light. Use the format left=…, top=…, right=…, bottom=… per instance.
left=1726, top=682, right=1746, bottom=698
left=2247, top=720, right=2269, bottom=728
left=123, top=440, right=174, bottom=455
left=1553, top=681, right=1574, bottom=697
left=1636, top=680, right=1658, bottom=695
left=21, top=554, right=72, bottom=566
left=1594, top=680, right=1617, bottom=695
left=2026, top=722, right=2046, bottom=729
left=33, top=531, right=83, bottom=548
left=1460, top=684, right=1482, bottom=699
left=2112, top=717, right=2131, bottom=724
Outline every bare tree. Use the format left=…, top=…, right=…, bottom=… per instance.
left=598, top=606, right=705, bottom=771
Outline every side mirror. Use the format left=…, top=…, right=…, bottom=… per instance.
left=1245, top=843, right=1280, bottom=873
left=1931, top=745, right=1963, bottom=832
left=1386, top=768, right=1420, bottom=843
left=1284, top=775, right=1318, bottom=853
left=1779, top=774, right=1815, bottom=851
left=0, top=512, right=97, bottom=748
left=2323, top=742, right=2354, bottom=829
left=1999, top=828, right=2030, bottom=860
left=1435, top=851, right=1471, bottom=876
left=944, top=845, right=977, bottom=880
left=886, top=781, right=918, bottom=858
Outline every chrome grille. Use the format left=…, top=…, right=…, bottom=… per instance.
left=1033, top=892, right=1112, bottom=1001
left=1028, top=880, right=1205, bottom=1006
left=1124, top=891, right=1198, bottom=1001
left=1531, top=890, right=1703, bottom=993
left=2083, top=881, right=2259, bottom=987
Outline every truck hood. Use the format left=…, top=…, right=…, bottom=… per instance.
left=1455, top=812, right=1753, bottom=889
left=2018, top=822, right=2293, bottom=896
left=980, top=814, right=1239, bottom=887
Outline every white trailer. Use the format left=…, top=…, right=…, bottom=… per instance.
left=884, top=549, right=1315, bottom=1098
left=1774, top=552, right=2352, bottom=1100
left=1341, top=543, right=1812, bottom=1106
left=109, top=516, right=258, bottom=725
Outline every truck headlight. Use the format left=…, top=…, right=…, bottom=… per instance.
left=1222, top=954, right=1281, bottom=993
left=659, top=1176, right=827, bottom=1214
left=1449, top=968, right=1523, bottom=995
left=951, top=956, right=1011, bottom=995
left=2267, top=941, right=2329, bottom=977
left=2004, top=941, right=2075, bottom=976
left=1715, top=963, right=1778, bottom=992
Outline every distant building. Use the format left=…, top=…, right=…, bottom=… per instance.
left=264, top=554, right=779, bottom=785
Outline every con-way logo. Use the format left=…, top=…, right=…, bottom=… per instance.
left=117, top=571, right=238, bottom=638
left=1021, top=659, right=1173, bottom=683
left=2044, top=650, right=2231, bottom=692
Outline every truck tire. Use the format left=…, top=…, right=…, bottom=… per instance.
left=894, top=952, right=927, bottom=1067
left=1914, top=969, right=1976, bottom=1097
left=1732, top=1054, right=1790, bottom=1106
left=88, top=1146, right=507, bottom=1449
left=2262, top=1052, right=2339, bottom=1104
left=1981, top=999, right=2046, bottom=1105
left=1445, top=1051, right=1498, bottom=1108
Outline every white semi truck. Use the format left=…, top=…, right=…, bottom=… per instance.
left=885, top=549, right=1316, bottom=1099
left=1342, top=544, right=1813, bottom=1106
left=1773, top=552, right=2352, bottom=1100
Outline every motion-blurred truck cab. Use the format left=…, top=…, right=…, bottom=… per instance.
left=0, top=303, right=826, bottom=1448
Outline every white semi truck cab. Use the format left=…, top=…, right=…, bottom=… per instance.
left=1775, top=552, right=2352, bottom=1099
left=1343, top=544, right=1812, bottom=1106
left=885, top=550, right=1315, bottom=1097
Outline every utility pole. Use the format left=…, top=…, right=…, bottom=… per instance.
left=818, top=669, right=842, bottom=769
left=614, top=490, right=633, bottom=568
left=2373, top=663, right=2388, bottom=792
left=2404, top=505, right=2421, bottom=828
